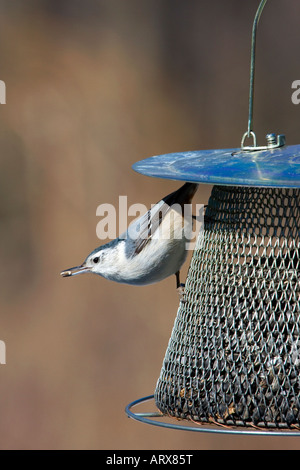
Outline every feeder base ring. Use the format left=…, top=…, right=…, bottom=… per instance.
left=125, top=395, right=300, bottom=436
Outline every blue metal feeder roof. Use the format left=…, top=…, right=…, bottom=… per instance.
left=132, top=144, right=300, bottom=188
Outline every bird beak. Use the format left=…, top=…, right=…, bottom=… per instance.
left=60, top=265, right=91, bottom=277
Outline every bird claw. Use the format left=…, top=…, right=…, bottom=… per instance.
left=177, top=284, right=186, bottom=303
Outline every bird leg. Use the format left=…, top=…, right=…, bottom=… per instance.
left=175, top=271, right=185, bottom=302
left=192, top=204, right=207, bottom=220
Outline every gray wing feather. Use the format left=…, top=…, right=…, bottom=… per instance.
left=126, top=199, right=171, bottom=257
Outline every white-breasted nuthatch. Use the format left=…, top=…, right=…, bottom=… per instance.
left=60, top=182, right=199, bottom=291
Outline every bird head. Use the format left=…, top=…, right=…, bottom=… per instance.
left=60, top=248, right=105, bottom=278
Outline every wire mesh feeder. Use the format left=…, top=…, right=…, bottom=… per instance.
left=154, top=185, right=300, bottom=430
left=126, top=0, right=300, bottom=434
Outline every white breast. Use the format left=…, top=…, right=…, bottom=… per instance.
left=99, top=207, right=191, bottom=286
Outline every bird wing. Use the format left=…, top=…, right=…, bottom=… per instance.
left=122, top=183, right=198, bottom=258
left=126, top=199, right=171, bottom=256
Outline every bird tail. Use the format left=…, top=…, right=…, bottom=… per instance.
left=163, top=182, right=199, bottom=208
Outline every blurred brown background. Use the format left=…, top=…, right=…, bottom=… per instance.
left=0, top=0, right=299, bottom=450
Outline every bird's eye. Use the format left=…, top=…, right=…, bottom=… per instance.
left=93, top=257, right=99, bottom=264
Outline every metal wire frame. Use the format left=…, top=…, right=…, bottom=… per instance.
left=125, top=395, right=300, bottom=436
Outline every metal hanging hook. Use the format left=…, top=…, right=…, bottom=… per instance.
left=241, top=0, right=286, bottom=151
left=247, top=0, right=268, bottom=138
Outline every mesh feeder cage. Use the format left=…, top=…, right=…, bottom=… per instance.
left=125, top=1, right=300, bottom=435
